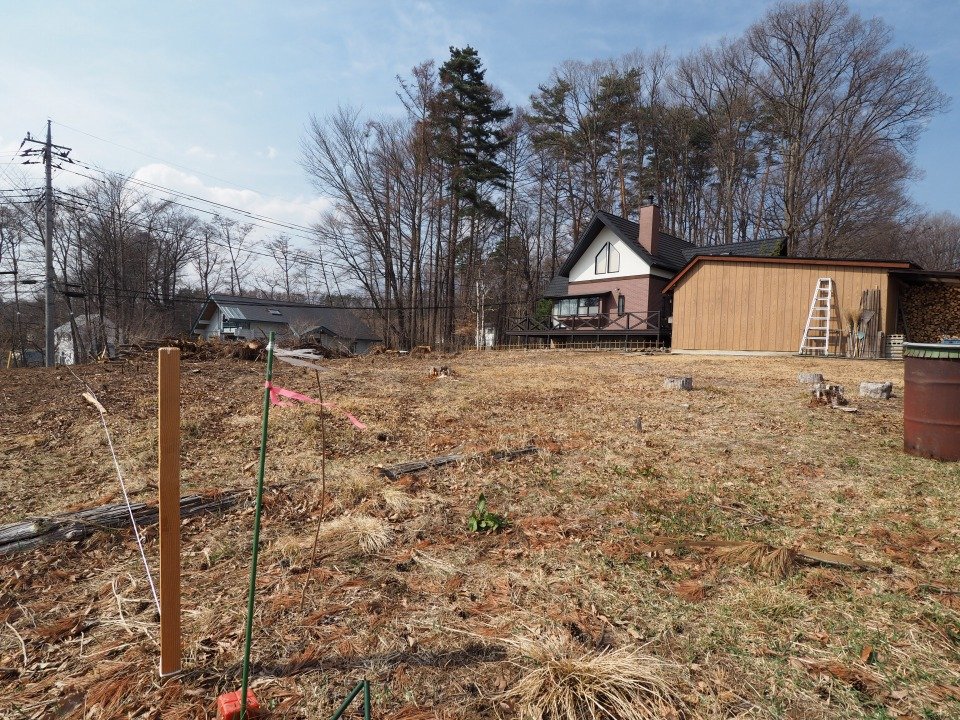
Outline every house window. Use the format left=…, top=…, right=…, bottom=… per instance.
left=617, top=294, right=625, bottom=315
left=594, top=242, right=620, bottom=275
left=554, top=296, right=602, bottom=317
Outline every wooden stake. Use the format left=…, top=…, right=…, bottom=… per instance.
left=158, top=347, right=181, bottom=677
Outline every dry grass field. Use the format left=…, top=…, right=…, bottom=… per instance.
left=2, top=349, right=959, bottom=719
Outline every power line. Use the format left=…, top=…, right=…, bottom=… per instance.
left=51, top=186, right=373, bottom=279
left=50, top=119, right=309, bottom=210
left=63, top=156, right=318, bottom=235
left=57, top=165, right=324, bottom=250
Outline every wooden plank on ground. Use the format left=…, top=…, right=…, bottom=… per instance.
left=0, top=490, right=247, bottom=555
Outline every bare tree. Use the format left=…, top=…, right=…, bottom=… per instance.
left=211, top=215, right=254, bottom=295
left=743, top=0, right=947, bottom=255
left=193, top=221, right=226, bottom=297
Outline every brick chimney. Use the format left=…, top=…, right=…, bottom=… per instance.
left=638, top=196, right=660, bottom=258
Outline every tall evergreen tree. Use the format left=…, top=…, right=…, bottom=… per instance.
left=430, top=46, right=512, bottom=338
left=432, top=46, right=512, bottom=214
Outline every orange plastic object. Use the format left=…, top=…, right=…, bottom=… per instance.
left=216, top=689, right=261, bottom=720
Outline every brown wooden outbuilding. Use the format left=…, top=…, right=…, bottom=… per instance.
left=663, top=256, right=915, bottom=353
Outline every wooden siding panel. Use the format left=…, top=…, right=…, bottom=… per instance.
left=670, top=260, right=895, bottom=351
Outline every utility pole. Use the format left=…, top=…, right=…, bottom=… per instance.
left=43, top=121, right=54, bottom=366
left=23, top=122, right=71, bottom=367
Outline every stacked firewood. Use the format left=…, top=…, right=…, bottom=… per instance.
left=901, top=284, right=960, bottom=343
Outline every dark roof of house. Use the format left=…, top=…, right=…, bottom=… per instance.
left=192, top=294, right=380, bottom=340
left=662, top=255, right=916, bottom=294
left=681, top=237, right=787, bottom=262
left=557, top=211, right=696, bottom=277
left=543, top=276, right=569, bottom=298
left=891, top=268, right=960, bottom=285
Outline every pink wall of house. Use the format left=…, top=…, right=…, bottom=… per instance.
left=566, top=274, right=667, bottom=315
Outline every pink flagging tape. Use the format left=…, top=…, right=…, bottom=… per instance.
left=264, top=382, right=367, bottom=430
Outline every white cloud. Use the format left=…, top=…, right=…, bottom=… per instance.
left=185, top=145, right=215, bottom=160
left=132, top=163, right=330, bottom=239
left=256, top=146, right=278, bottom=160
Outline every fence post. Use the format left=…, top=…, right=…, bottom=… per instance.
left=158, top=347, right=181, bottom=677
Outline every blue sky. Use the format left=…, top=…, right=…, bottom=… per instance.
left=1, top=0, right=958, bottom=232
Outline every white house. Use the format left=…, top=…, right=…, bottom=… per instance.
left=53, top=315, right=118, bottom=365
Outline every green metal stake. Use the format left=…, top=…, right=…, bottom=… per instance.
left=328, top=679, right=371, bottom=720
left=330, top=681, right=365, bottom=720
left=239, top=331, right=276, bottom=720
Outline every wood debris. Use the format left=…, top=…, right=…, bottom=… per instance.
left=0, top=490, right=247, bottom=554
left=378, top=446, right=538, bottom=479
left=640, top=536, right=889, bottom=576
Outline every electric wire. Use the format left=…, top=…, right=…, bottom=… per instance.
left=64, top=366, right=162, bottom=617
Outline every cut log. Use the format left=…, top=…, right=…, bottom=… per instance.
left=378, top=445, right=537, bottom=480
left=0, top=490, right=247, bottom=554
left=810, top=381, right=847, bottom=406
left=859, top=381, right=893, bottom=399
left=663, top=376, right=693, bottom=391
left=798, top=372, right=824, bottom=384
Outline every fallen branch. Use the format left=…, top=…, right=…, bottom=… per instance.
left=0, top=490, right=248, bottom=554
left=378, top=445, right=538, bottom=480
left=641, top=536, right=889, bottom=574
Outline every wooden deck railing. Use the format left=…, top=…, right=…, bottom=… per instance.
left=507, top=311, right=662, bottom=334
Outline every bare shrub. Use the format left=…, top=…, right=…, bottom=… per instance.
left=313, top=515, right=391, bottom=559
left=501, top=634, right=685, bottom=720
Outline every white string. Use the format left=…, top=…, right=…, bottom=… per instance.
left=67, top=367, right=161, bottom=616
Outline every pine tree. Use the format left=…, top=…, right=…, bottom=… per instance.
left=432, top=46, right=512, bottom=216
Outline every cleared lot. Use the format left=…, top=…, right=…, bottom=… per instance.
left=1, top=350, right=958, bottom=719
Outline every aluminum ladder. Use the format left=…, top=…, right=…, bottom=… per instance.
left=799, top=278, right=837, bottom=355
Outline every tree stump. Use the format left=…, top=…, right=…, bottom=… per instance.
left=811, top=381, right=846, bottom=406
left=664, top=376, right=693, bottom=391
left=859, top=381, right=893, bottom=399
left=798, top=372, right=824, bottom=384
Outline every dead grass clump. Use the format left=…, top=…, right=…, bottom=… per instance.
left=271, top=534, right=312, bottom=568
left=502, top=635, right=685, bottom=720
left=712, top=542, right=797, bottom=580
left=314, top=515, right=391, bottom=559
left=381, top=486, right=421, bottom=515
left=336, top=468, right=381, bottom=507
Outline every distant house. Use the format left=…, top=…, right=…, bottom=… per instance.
left=54, top=315, right=118, bottom=365
left=191, top=294, right=381, bottom=355
left=505, top=203, right=692, bottom=346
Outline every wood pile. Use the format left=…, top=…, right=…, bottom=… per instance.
left=115, top=337, right=259, bottom=361
left=113, top=338, right=342, bottom=362
left=901, top=284, right=960, bottom=343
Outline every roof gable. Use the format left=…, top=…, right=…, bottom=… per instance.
left=558, top=211, right=695, bottom=277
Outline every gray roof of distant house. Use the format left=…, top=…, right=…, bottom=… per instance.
left=193, top=295, right=380, bottom=340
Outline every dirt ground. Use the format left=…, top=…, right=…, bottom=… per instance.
left=1, top=349, right=959, bottom=719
